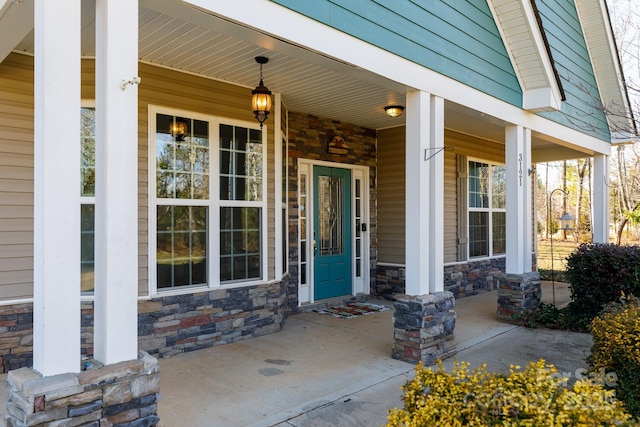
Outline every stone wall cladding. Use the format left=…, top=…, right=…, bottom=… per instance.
left=6, top=351, right=160, bottom=427
left=137, top=281, right=289, bottom=358
left=392, top=292, right=457, bottom=366
left=0, top=304, right=33, bottom=373
left=286, top=112, right=377, bottom=310
left=375, top=265, right=405, bottom=297
left=0, top=279, right=288, bottom=373
left=375, top=258, right=506, bottom=299
left=443, top=258, right=505, bottom=297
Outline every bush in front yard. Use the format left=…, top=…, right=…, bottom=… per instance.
left=565, top=243, right=640, bottom=321
left=387, top=359, right=635, bottom=426
left=590, top=296, right=640, bottom=417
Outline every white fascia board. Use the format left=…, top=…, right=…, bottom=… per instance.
left=0, top=0, right=34, bottom=64
left=183, top=0, right=612, bottom=156
left=523, top=87, right=563, bottom=112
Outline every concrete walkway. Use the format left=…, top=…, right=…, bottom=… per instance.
left=1, top=282, right=592, bottom=427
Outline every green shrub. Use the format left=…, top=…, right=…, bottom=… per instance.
left=387, top=359, right=635, bottom=426
left=590, top=296, right=640, bottom=417
left=565, top=243, right=640, bottom=321
left=520, top=301, right=590, bottom=332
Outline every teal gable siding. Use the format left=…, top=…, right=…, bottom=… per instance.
left=271, top=0, right=522, bottom=106
left=535, top=0, right=610, bottom=141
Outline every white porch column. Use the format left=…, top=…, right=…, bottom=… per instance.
left=505, top=125, right=533, bottom=274
left=405, top=91, right=444, bottom=295
left=33, top=0, right=81, bottom=376
left=593, top=154, right=610, bottom=243
left=94, top=0, right=139, bottom=364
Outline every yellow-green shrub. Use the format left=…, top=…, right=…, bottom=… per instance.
left=590, top=296, right=640, bottom=417
left=387, top=359, right=635, bottom=426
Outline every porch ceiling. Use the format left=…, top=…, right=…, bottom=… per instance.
left=10, top=0, right=589, bottom=160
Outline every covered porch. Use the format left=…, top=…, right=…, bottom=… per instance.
left=0, top=0, right=618, bottom=425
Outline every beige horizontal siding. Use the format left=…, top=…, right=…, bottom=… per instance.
left=376, top=127, right=506, bottom=267
left=0, top=53, right=278, bottom=301
left=443, top=150, right=457, bottom=263
left=0, top=53, right=33, bottom=301
left=377, top=126, right=405, bottom=265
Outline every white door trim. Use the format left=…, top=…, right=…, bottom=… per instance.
left=297, top=159, right=370, bottom=305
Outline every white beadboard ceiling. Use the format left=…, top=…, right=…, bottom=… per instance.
left=12, top=0, right=592, bottom=156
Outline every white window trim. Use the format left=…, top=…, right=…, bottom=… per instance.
left=467, top=157, right=506, bottom=260
left=148, top=105, right=268, bottom=297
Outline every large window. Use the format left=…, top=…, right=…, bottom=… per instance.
left=152, top=110, right=266, bottom=291
left=468, top=160, right=506, bottom=258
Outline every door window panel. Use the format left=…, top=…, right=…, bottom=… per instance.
left=318, top=175, right=344, bottom=256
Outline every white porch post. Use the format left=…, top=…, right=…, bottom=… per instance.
left=593, top=154, right=610, bottom=243
left=405, top=91, right=444, bottom=295
left=33, top=0, right=81, bottom=376
left=94, top=0, right=139, bottom=364
left=505, top=125, right=533, bottom=274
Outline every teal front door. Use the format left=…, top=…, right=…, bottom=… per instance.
left=313, top=166, right=352, bottom=300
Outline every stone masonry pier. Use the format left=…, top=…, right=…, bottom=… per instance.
left=392, top=291, right=457, bottom=365
left=6, top=351, right=160, bottom=427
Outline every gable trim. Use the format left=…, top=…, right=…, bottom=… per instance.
left=574, top=0, right=636, bottom=143
left=487, top=0, right=564, bottom=112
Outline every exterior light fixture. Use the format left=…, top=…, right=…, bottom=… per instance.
left=251, top=56, right=272, bottom=129
left=559, top=212, right=576, bottom=231
left=169, top=120, right=187, bottom=141
left=384, top=105, right=404, bottom=118
left=548, top=189, right=575, bottom=307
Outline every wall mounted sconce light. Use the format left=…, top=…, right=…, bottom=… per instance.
left=384, top=105, right=404, bottom=118
left=169, top=120, right=187, bottom=141
left=251, top=56, right=272, bottom=129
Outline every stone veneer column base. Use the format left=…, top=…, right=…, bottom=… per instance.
left=496, top=272, right=541, bottom=324
left=392, top=291, right=457, bottom=366
left=6, top=351, right=160, bottom=427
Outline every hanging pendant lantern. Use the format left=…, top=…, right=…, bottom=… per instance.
left=251, top=56, right=272, bottom=129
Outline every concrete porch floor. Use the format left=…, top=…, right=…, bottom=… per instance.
left=2, top=281, right=590, bottom=427
left=155, top=281, right=579, bottom=426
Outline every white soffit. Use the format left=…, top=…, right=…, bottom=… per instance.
left=0, top=0, right=33, bottom=64
left=487, top=0, right=563, bottom=112
left=575, top=0, right=636, bottom=143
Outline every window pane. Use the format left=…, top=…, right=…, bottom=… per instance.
left=80, top=204, right=95, bottom=292
left=219, top=125, right=263, bottom=201
left=81, top=107, right=96, bottom=197
left=469, top=211, right=488, bottom=257
left=492, top=166, right=506, bottom=209
left=492, top=212, right=506, bottom=254
left=156, top=114, right=209, bottom=200
left=156, top=206, right=208, bottom=289
left=220, top=207, right=262, bottom=282
left=469, top=161, right=489, bottom=208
